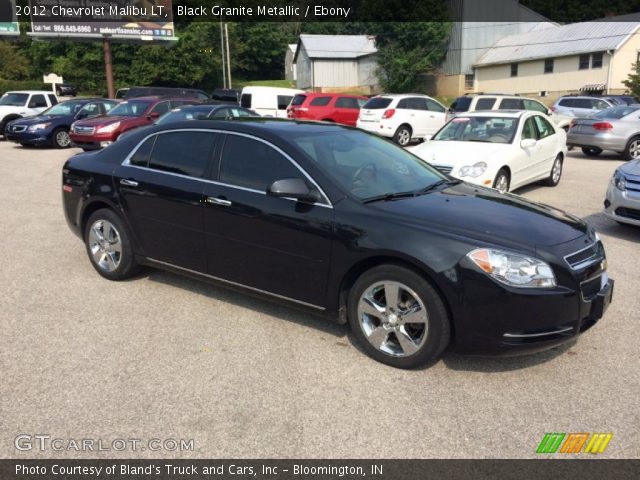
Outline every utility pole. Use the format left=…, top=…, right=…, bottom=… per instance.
left=102, top=37, right=115, bottom=98
left=220, top=19, right=226, bottom=88
left=225, top=23, right=232, bottom=88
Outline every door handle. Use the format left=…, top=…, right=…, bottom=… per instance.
left=206, top=196, right=232, bottom=206
left=120, top=179, right=138, bottom=187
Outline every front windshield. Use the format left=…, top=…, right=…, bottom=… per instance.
left=0, top=93, right=29, bottom=106
left=292, top=130, right=445, bottom=201
left=433, top=116, right=518, bottom=144
left=156, top=107, right=213, bottom=125
left=594, top=105, right=640, bottom=119
left=42, top=101, right=85, bottom=116
left=107, top=101, right=151, bottom=117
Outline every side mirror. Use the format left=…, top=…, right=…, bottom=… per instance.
left=267, top=178, right=320, bottom=203
left=547, top=109, right=553, bottom=116
left=148, top=112, right=160, bottom=120
left=521, top=138, right=537, bottom=149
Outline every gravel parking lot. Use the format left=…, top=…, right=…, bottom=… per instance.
left=1, top=140, right=638, bottom=459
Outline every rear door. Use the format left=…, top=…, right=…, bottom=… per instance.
left=115, top=130, right=218, bottom=270
left=396, top=97, right=427, bottom=136
left=333, top=96, right=362, bottom=126
left=424, top=98, right=447, bottom=136
left=201, top=133, right=334, bottom=307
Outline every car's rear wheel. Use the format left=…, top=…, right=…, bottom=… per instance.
left=84, top=209, right=138, bottom=280
left=543, top=155, right=563, bottom=186
left=348, top=264, right=450, bottom=369
left=52, top=128, right=71, bottom=148
left=623, top=136, right=640, bottom=160
left=393, top=125, right=412, bottom=146
left=582, top=147, right=602, bottom=157
left=493, top=168, right=510, bottom=193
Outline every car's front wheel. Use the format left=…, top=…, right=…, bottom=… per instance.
left=348, top=264, right=450, bottom=369
left=493, top=168, right=510, bottom=194
left=52, top=128, right=71, bottom=148
left=84, top=209, right=138, bottom=280
left=543, top=155, right=563, bottom=186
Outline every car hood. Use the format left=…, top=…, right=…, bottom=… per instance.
left=74, top=115, right=129, bottom=127
left=370, top=182, right=587, bottom=249
left=620, top=159, right=640, bottom=177
left=10, top=115, right=69, bottom=126
left=412, top=141, right=510, bottom=166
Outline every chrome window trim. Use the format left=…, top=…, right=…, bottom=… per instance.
left=121, top=128, right=333, bottom=209
left=146, top=257, right=325, bottom=311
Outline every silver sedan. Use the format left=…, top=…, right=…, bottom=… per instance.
left=567, top=105, right=640, bottom=159
left=604, top=159, right=640, bottom=227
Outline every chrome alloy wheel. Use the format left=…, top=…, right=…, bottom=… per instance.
left=495, top=174, right=509, bottom=194
left=357, top=281, right=429, bottom=357
left=396, top=128, right=411, bottom=146
left=629, top=139, right=640, bottom=158
left=88, top=220, right=122, bottom=272
left=552, top=158, right=562, bottom=183
left=55, top=130, right=71, bottom=147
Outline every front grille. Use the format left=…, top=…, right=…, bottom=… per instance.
left=564, top=241, right=604, bottom=270
left=625, top=176, right=640, bottom=192
left=74, top=125, right=95, bottom=135
left=433, top=165, right=453, bottom=175
left=580, top=275, right=602, bottom=301
left=10, top=125, right=27, bottom=133
left=615, top=207, right=640, bottom=221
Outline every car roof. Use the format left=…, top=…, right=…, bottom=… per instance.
left=299, top=92, right=366, bottom=98
left=4, top=90, right=54, bottom=95
left=374, top=93, right=433, bottom=99
left=452, top=110, right=529, bottom=118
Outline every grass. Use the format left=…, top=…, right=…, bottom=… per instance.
left=232, top=79, right=297, bottom=89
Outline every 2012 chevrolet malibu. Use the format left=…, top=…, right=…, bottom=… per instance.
left=62, top=119, right=614, bottom=368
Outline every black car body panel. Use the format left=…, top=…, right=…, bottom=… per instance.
left=62, top=119, right=613, bottom=356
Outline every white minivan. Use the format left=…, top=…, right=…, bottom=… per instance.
left=356, top=94, right=447, bottom=146
left=240, top=86, right=303, bottom=118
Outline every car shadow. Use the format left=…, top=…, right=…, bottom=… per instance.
left=582, top=212, right=640, bottom=241
left=143, top=267, right=347, bottom=338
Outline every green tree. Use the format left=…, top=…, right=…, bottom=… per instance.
left=623, top=62, right=640, bottom=99
left=0, top=41, right=29, bottom=80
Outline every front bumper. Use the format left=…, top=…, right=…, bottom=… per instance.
left=70, top=131, right=114, bottom=150
left=566, top=132, right=626, bottom=152
left=451, top=237, right=612, bottom=356
left=603, top=181, right=640, bottom=226
left=5, top=130, right=53, bottom=146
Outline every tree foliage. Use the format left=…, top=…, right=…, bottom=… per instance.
left=623, top=62, right=640, bottom=99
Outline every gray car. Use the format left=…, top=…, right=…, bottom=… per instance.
left=567, top=105, right=640, bottom=159
left=604, top=159, right=640, bottom=227
left=552, top=96, right=615, bottom=119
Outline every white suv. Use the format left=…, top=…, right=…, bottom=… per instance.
left=0, top=91, right=58, bottom=138
left=356, top=94, right=447, bottom=146
left=449, top=94, right=572, bottom=130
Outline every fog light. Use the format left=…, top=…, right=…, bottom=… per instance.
left=100, top=141, right=113, bottom=147
left=604, top=199, right=611, bottom=208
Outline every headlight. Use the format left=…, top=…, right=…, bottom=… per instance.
left=613, top=170, right=626, bottom=191
left=467, top=248, right=556, bottom=288
left=458, top=161, right=487, bottom=178
left=96, top=122, right=120, bottom=134
left=27, top=122, right=51, bottom=132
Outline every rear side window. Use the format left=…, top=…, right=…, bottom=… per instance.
left=147, top=132, right=216, bottom=177
left=29, top=95, right=47, bottom=108
left=362, top=97, right=392, bottom=109
left=450, top=96, right=471, bottom=112
left=523, top=99, right=548, bottom=113
left=291, top=94, right=306, bottom=106
left=475, top=98, right=496, bottom=110
left=277, top=95, right=293, bottom=110
left=310, top=96, right=332, bottom=107
left=129, top=136, right=156, bottom=167
left=574, top=99, right=593, bottom=109
left=499, top=98, right=524, bottom=109
left=558, top=98, right=575, bottom=107
left=335, top=97, right=361, bottom=109
left=48, top=94, right=58, bottom=106
left=240, top=93, right=252, bottom=108
left=220, top=135, right=300, bottom=191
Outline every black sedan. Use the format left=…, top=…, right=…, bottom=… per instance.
left=56, top=83, right=78, bottom=97
left=6, top=98, right=118, bottom=148
left=62, top=120, right=613, bottom=368
left=155, top=104, right=258, bottom=124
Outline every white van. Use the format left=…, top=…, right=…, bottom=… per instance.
left=240, top=86, right=303, bottom=118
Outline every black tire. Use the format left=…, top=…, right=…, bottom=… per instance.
left=543, top=154, right=563, bottom=187
left=393, top=125, right=412, bottom=146
left=623, top=136, right=640, bottom=160
left=493, top=168, right=510, bottom=193
left=52, top=127, right=71, bottom=148
left=84, top=209, right=138, bottom=281
left=347, top=264, right=450, bottom=369
left=582, top=147, right=602, bottom=157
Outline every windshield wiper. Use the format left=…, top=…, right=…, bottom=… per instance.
left=416, top=179, right=462, bottom=195
left=362, top=191, right=418, bottom=204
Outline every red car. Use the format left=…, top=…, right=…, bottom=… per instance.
left=287, top=93, right=367, bottom=126
left=69, top=96, right=199, bottom=150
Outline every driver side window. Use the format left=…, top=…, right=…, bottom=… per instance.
left=522, top=117, right=538, bottom=140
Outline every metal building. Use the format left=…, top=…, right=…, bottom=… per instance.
left=284, top=44, right=297, bottom=81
